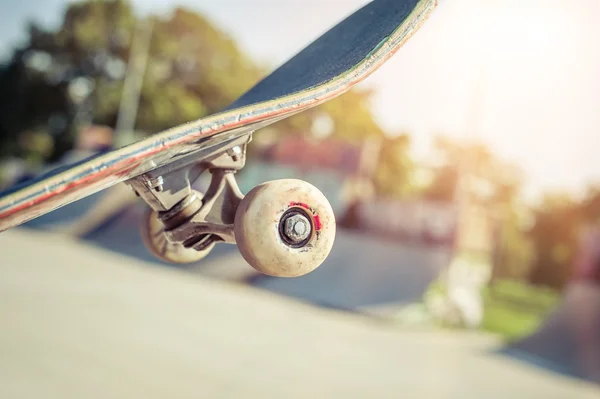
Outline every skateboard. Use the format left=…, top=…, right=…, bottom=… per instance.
left=0, top=0, right=438, bottom=277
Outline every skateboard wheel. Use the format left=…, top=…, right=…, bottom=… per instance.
left=140, top=208, right=214, bottom=264
left=234, top=179, right=335, bottom=277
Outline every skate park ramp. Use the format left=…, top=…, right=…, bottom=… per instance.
left=15, top=173, right=450, bottom=312
left=84, top=204, right=448, bottom=311
left=18, top=185, right=600, bottom=388
left=249, top=234, right=449, bottom=310
left=2, top=228, right=600, bottom=398
left=500, top=282, right=600, bottom=384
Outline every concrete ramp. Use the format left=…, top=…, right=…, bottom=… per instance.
left=1, top=229, right=600, bottom=398
left=504, top=282, right=600, bottom=384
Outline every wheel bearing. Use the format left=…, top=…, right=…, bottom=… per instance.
left=279, top=208, right=313, bottom=248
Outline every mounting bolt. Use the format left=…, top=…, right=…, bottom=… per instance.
left=282, top=213, right=311, bottom=243
left=227, top=146, right=242, bottom=162
left=146, top=176, right=164, bottom=192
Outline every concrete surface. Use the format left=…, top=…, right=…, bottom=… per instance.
left=1, top=229, right=599, bottom=398
left=251, top=230, right=449, bottom=309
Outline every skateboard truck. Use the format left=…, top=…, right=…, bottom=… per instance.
left=127, top=134, right=336, bottom=277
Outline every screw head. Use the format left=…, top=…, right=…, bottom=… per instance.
left=227, top=146, right=242, bottom=161
left=146, top=175, right=164, bottom=192
left=282, top=213, right=311, bottom=244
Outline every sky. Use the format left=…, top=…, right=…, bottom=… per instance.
left=1, top=0, right=599, bottom=203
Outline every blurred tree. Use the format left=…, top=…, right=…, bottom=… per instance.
left=265, top=87, right=384, bottom=141
left=422, top=135, right=535, bottom=283
left=527, top=193, right=582, bottom=289
left=422, top=164, right=459, bottom=202
left=372, top=134, right=413, bottom=197
left=0, top=0, right=263, bottom=167
left=527, top=187, right=600, bottom=289
left=317, top=88, right=385, bottom=141
left=0, top=0, right=139, bottom=164
left=139, top=7, right=263, bottom=130
left=275, top=87, right=414, bottom=197
left=421, top=135, right=526, bottom=204
left=581, top=185, right=600, bottom=222
left=493, top=204, right=535, bottom=281
left=0, top=0, right=390, bottom=174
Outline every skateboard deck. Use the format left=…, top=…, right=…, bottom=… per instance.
left=0, top=0, right=437, bottom=232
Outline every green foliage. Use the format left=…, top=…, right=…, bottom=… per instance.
left=319, top=88, right=384, bottom=141
left=481, top=279, right=559, bottom=340
left=0, top=0, right=262, bottom=164
left=526, top=190, right=596, bottom=289
left=501, top=185, right=600, bottom=290
left=267, top=87, right=385, bottom=142
left=57, top=0, right=135, bottom=52
left=0, top=0, right=391, bottom=172
left=422, top=135, right=522, bottom=203
left=419, top=135, right=536, bottom=283
left=422, top=277, right=559, bottom=338
left=266, top=86, right=411, bottom=197
left=373, top=134, right=413, bottom=197
left=418, top=137, right=599, bottom=291
left=493, top=205, right=535, bottom=281
left=581, top=185, right=600, bottom=222
left=0, top=56, right=74, bottom=164
left=422, top=164, right=458, bottom=201
left=148, top=8, right=262, bottom=114
left=420, top=136, right=461, bottom=201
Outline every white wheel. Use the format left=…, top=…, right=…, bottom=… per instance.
left=234, top=179, right=336, bottom=277
left=140, top=208, right=214, bottom=264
